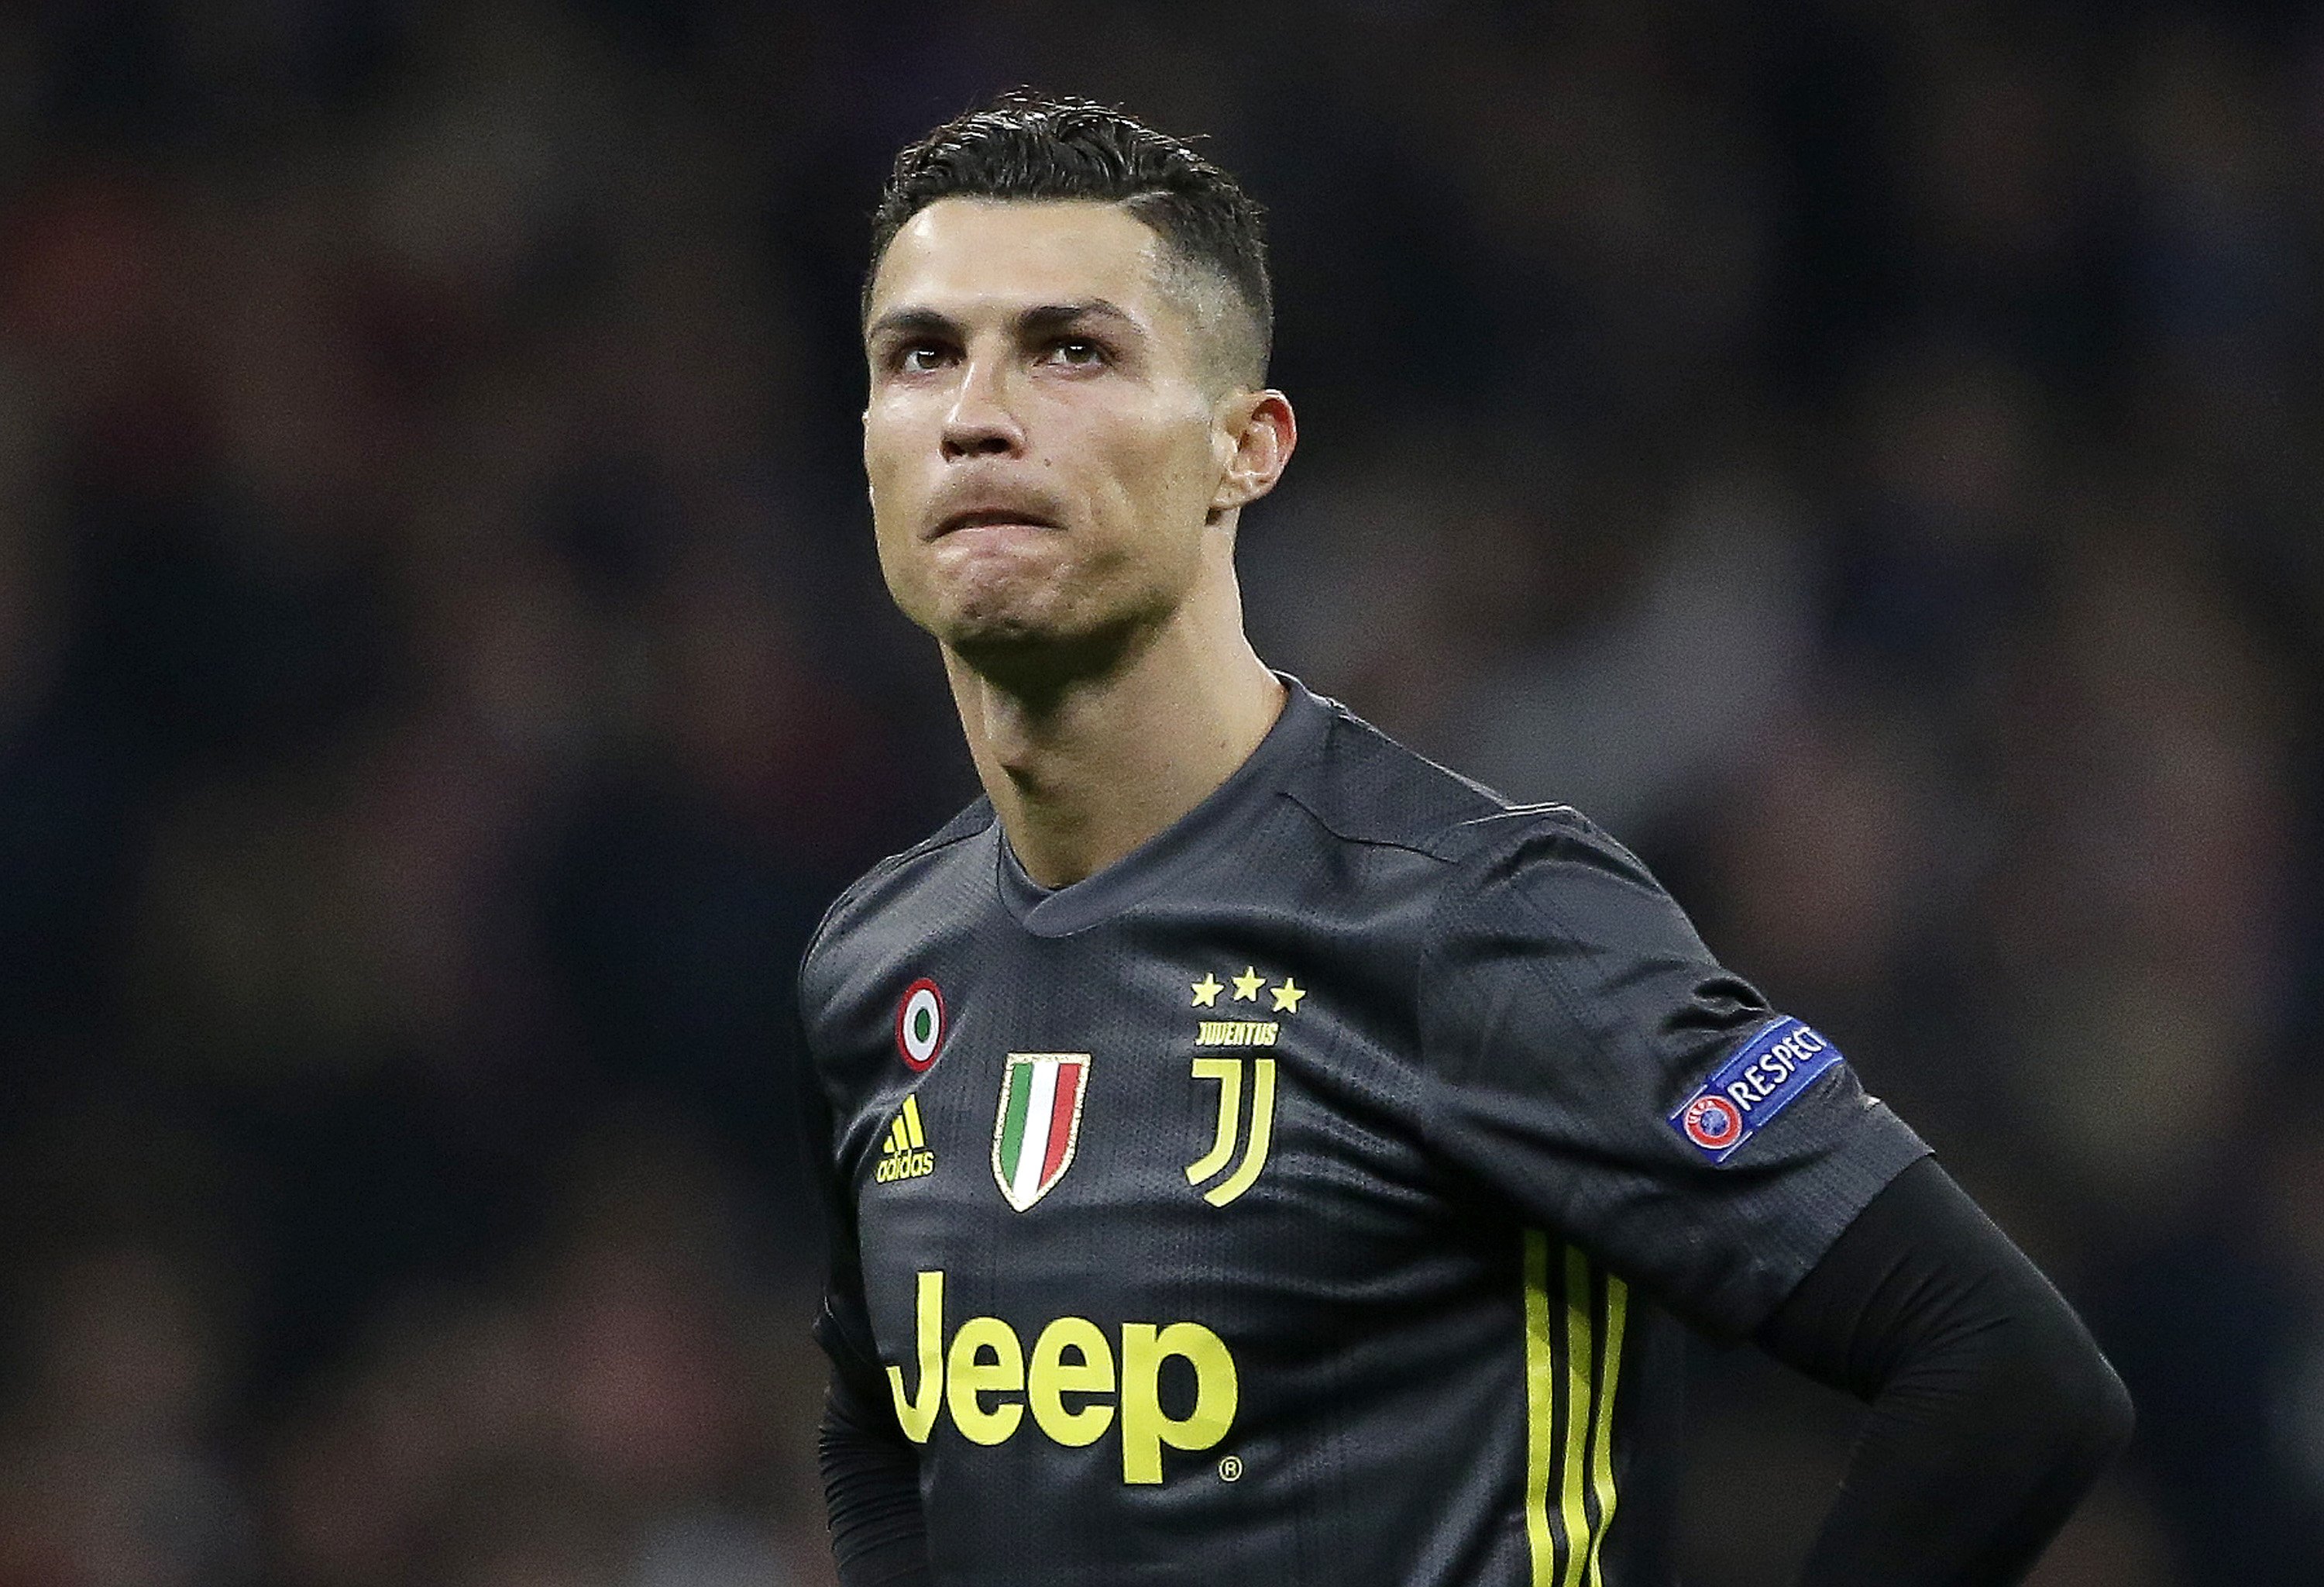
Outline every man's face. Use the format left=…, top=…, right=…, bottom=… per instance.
left=862, top=199, right=1239, bottom=667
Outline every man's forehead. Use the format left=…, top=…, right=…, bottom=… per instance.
left=868, top=198, right=1171, bottom=320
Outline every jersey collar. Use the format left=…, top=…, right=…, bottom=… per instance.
left=995, top=672, right=1332, bottom=938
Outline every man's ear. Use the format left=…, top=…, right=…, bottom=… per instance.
left=1209, top=390, right=1298, bottom=518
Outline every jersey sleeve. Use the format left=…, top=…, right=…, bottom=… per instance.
left=796, top=989, right=932, bottom=1583
left=811, top=1154, right=888, bottom=1399
left=793, top=964, right=891, bottom=1400
left=1415, top=811, right=1930, bottom=1339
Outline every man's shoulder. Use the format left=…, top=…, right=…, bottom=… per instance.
left=1282, top=693, right=1677, bottom=959
left=1288, top=690, right=1600, bottom=869
left=798, top=796, right=996, bottom=1005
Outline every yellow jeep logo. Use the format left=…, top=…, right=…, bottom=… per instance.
left=885, top=1270, right=1237, bottom=1483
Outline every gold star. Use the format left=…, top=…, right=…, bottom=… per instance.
left=1270, top=978, right=1306, bottom=1014
left=1191, top=973, right=1222, bottom=1007
left=1231, top=966, right=1264, bottom=1001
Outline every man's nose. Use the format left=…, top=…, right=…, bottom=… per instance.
left=942, top=355, right=1026, bottom=460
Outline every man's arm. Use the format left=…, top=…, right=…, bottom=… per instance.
left=1757, top=1156, right=2134, bottom=1586
left=1413, top=813, right=2129, bottom=1577
left=793, top=967, right=933, bottom=1587
left=820, top=1344, right=932, bottom=1587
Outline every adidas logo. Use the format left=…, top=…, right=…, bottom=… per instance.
left=875, top=1095, right=936, bottom=1184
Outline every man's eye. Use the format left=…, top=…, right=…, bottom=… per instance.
left=896, top=344, right=951, bottom=373
left=1047, top=339, right=1105, bottom=367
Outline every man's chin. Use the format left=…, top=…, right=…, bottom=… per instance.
left=937, top=605, right=1142, bottom=691
left=943, top=614, right=1079, bottom=668
left=931, top=588, right=1062, bottom=647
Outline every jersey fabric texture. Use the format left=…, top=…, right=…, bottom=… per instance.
left=800, top=677, right=1930, bottom=1587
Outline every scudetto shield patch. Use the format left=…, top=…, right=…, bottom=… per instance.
left=992, top=1053, right=1090, bottom=1212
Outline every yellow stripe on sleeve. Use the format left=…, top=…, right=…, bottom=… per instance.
left=1585, top=1272, right=1628, bottom=1587
left=1528, top=1238, right=1628, bottom=1585
left=1559, top=1245, right=1594, bottom=1587
left=1523, top=1230, right=1558, bottom=1586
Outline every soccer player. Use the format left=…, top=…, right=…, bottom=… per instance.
left=802, top=92, right=2130, bottom=1586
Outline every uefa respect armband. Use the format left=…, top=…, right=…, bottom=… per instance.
left=1666, top=1017, right=1843, bottom=1163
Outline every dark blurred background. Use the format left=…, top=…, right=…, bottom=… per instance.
left=0, top=2, right=2318, bottom=1582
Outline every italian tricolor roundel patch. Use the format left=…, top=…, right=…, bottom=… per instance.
left=896, top=979, right=945, bottom=1071
left=992, top=1053, right=1090, bottom=1212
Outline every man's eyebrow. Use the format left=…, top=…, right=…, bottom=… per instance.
left=863, top=306, right=958, bottom=346
left=867, top=299, right=1147, bottom=344
left=1016, top=299, right=1143, bottom=336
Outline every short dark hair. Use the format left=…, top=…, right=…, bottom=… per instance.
left=865, top=91, right=1273, bottom=386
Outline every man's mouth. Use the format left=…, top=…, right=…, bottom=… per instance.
left=930, top=508, right=1063, bottom=540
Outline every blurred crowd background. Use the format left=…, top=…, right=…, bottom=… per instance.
left=0, top=2, right=2319, bottom=1583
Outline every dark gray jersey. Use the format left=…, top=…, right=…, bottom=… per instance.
left=800, top=678, right=1928, bottom=1586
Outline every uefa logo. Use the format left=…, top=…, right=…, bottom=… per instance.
left=1680, top=1094, right=1743, bottom=1152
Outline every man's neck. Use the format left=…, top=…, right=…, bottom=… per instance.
left=944, top=612, right=1285, bottom=890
